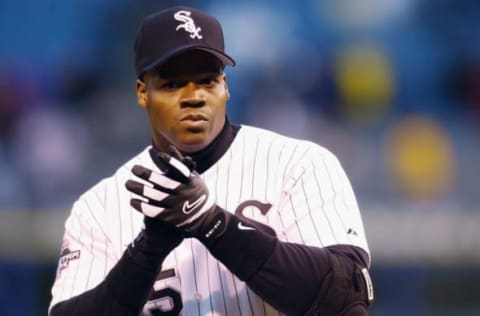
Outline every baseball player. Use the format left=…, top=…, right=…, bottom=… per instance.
left=49, top=6, right=374, bottom=316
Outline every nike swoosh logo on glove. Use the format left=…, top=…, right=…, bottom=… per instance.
left=182, top=194, right=206, bottom=214
left=237, top=222, right=255, bottom=231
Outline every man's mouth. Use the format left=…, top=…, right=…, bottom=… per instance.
left=181, top=114, right=208, bottom=122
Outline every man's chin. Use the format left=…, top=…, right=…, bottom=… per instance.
left=174, top=137, right=211, bottom=154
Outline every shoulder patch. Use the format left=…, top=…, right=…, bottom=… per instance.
left=56, top=239, right=81, bottom=276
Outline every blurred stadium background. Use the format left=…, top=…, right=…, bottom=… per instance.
left=1, top=0, right=480, bottom=315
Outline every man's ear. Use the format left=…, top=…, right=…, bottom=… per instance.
left=136, top=79, right=148, bottom=109
left=223, top=73, right=230, bottom=100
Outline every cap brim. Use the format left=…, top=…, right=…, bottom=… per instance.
left=141, top=45, right=235, bottom=76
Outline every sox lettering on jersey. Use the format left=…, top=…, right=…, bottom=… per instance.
left=234, top=200, right=276, bottom=237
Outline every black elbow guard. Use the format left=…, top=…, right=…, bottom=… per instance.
left=304, top=247, right=374, bottom=316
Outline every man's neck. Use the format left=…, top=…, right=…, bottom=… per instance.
left=150, top=118, right=240, bottom=174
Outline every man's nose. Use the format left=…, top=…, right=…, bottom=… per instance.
left=180, top=82, right=205, bottom=108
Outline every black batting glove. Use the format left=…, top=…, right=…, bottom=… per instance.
left=141, top=218, right=183, bottom=254
left=125, top=218, right=183, bottom=273
left=125, top=146, right=228, bottom=243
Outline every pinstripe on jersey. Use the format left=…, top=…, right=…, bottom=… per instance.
left=50, top=124, right=370, bottom=316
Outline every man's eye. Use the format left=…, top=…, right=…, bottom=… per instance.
left=198, top=78, right=217, bottom=85
left=160, top=82, right=182, bottom=90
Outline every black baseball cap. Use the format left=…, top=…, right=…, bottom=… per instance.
left=134, top=6, right=235, bottom=78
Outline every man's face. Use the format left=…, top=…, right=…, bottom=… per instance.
left=137, top=51, right=230, bottom=154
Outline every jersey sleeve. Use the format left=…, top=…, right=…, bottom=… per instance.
left=277, top=144, right=370, bottom=258
left=49, top=190, right=113, bottom=312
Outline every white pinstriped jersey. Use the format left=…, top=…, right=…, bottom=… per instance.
left=50, top=124, right=370, bottom=315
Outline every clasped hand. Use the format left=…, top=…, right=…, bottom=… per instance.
left=125, top=146, right=224, bottom=240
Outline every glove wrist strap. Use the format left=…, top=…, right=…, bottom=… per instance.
left=198, top=207, right=277, bottom=281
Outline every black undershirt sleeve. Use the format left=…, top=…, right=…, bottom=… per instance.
left=49, top=221, right=181, bottom=316
left=49, top=250, right=161, bottom=316
left=200, top=208, right=371, bottom=316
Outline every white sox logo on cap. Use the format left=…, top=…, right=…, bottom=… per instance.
left=134, top=6, right=235, bottom=77
left=174, top=10, right=203, bottom=39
